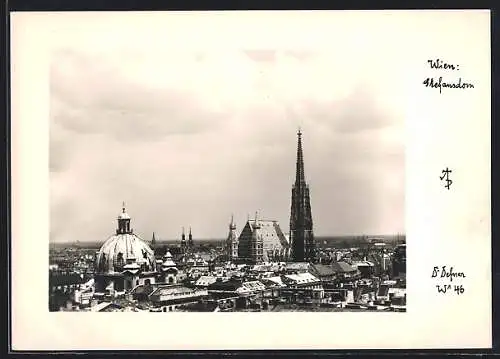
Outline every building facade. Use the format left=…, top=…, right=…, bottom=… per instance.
left=392, top=243, right=406, bottom=278
left=180, top=227, right=195, bottom=254
left=290, top=129, right=316, bottom=262
left=237, top=214, right=290, bottom=264
left=180, top=227, right=187, bottom=254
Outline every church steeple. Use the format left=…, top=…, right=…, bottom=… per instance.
left=295, top=127, right=306, bottom=187
left=290, top=130, right=316, bottom=262
left=227, top=214, right=238, bottom=261
left=188, top=227, right=194, bottom=248
left=251, top=211, right=263, bottom=262
left=116, top=202, right=132, bottom=235
left=151, top=232, right=156, bottom=249
left=180, top=227, right=186, bottom=254
left=229, top=213, right=236, bottom=230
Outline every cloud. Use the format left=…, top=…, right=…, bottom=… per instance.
left=303, top=85, right=397, bottom=134
left=50, top=50, right=228, bottom=142
left=49, top=44, right=405, bottom=243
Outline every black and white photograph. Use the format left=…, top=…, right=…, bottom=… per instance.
left=11, top=10, right=491, bottom=351
left=48, top=14, right=406, bottom=313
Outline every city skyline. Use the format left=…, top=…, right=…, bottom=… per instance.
left=50, top=36, right=404, bottom=244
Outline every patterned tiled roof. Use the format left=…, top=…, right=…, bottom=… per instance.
left=247, top=220, right=289, bottom=248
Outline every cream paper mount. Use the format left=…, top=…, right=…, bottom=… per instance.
left=10, top=10, right=491, bottom=350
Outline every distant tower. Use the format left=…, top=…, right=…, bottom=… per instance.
left=180, top=227, right=187, bottom=254
left=251, top=212, right=263, bottom=263
left=290, top=129, right=316, bottom=262
left=151, top=232, right=156, bottom=250
left=226, top=214, right=238, bottom=261
left=188, top=227, right=194, bottom=250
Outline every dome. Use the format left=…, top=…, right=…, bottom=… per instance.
left=95, top=233, right=156, bottom=274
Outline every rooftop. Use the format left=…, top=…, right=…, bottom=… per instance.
left=331, top=261, right=357, bottom=273
left=310, top=263, right=337, bottom=277
left=284, top=273, right=319, bottom=284
left=262, top=276, right=286, bottom=287
left=150, top=284, right=200, bottom=297
left=285, top=262, right=310, bottom=271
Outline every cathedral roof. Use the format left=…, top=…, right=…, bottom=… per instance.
left=243, top=219, right=289, bottom=248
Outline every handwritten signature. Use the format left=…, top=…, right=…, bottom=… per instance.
left=432, top=266, right=466, bottom=282
left=431, top=266, right=467, bottom=295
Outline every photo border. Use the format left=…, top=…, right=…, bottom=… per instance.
left=4, top=1, right=497, bottom=356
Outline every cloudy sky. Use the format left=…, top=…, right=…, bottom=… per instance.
left=49, top=13, right=405, bottom=243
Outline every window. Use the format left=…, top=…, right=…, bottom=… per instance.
left=136, top=280, right=139, bottom=285
left=116, top=252, right=124, bottom=270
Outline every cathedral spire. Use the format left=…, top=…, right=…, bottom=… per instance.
left=180, top=226, right=187, bottom=254
left=230, top=213, right=236, bottom=230
left=295, top=128, right=306, bottom=187
left=290, top=130, right=315, bottom=262
left=227, top=214, right=238, bottom=261
left=188, top=226, right=194, bottom=249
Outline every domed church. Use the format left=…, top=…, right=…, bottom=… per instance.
left=94, top=203, right=158, bottom=295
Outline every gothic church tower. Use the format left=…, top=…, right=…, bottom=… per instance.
left=290, top=129, right=316, bottom=262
